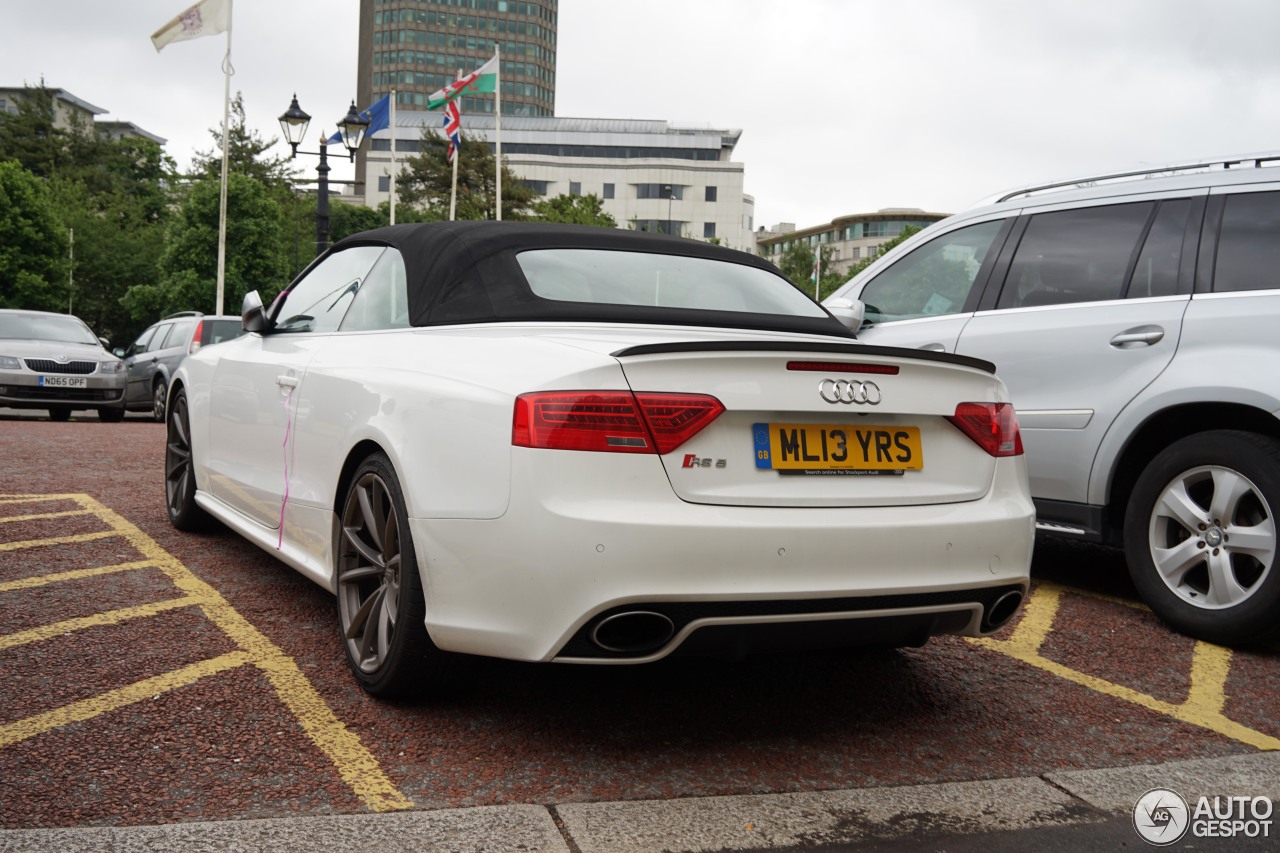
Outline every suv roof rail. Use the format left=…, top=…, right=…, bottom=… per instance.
left=993, top=151, right=1280, bottom=204
left=163, top=311, right=204, bottom=319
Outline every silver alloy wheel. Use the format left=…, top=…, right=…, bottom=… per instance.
left=1147, top=464, right=1276, bottom=610
left=338, top=471, right=403, bottom=674
left=153, top=380, right=168, bottom=422
left=165, top=392, right=193, bottom=517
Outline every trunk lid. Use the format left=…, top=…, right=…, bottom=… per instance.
left=606, top=338, right=1005, bottom=508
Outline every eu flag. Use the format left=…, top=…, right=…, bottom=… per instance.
left=327, top=94, right=391, bottom=145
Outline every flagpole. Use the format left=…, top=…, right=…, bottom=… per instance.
left=214, top=0, right=233, bottom=316
left=814, top=246, right=823, bottom=301
left=450, top=69, right=460, bottom=221
left=494, top=45, right=501, bottom=222
left=389, top=88, right=397, bottom=226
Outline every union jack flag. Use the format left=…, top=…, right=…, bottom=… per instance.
left=443, top=100, right=462, bottom=163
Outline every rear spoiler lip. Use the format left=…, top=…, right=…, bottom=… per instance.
left=610, top=340, right=996, bottom=375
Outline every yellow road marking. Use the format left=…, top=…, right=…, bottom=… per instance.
left=0, top=509, right=94, bottom=524
left=0, top=651, right=252, bottom=749
left=972, top=583, right=1280, bottom=751
left=0, top=597, right=200, bottom=651
left=0, top=560, right=156, bottom=592
left=0, top=529, right=118, bottom=552
left=0, top=494, right=87, bottom=502
left=0, top=493, right=411, bottom=812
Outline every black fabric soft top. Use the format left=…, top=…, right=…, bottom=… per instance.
left=330, top=221, right=853, bottom=338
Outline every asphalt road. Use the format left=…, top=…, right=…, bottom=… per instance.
left=1, top=413, right=1276, bottom=851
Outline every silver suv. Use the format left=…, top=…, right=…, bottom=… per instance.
left=825, top=153, right=1280, bottom=646
left=120, top=312, right=243, bottom=421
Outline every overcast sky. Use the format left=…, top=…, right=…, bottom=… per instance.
left=5, top=0, right=1280, bottom=230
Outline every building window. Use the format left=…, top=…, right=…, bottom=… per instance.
left=378, top=176, right=391, bottom=192
left=569, top=181, right=581, bottom=196
left=633, top=219, right=681, bottom=235
left=521, top=179, right=550, bottom=195
left=603, top=183, right=614, bottom=199
left=705, top=186, right=717, bottom=202
left=851, top=247, right=861, bottom=259
left=635, top=183, right=682, bottom=200
left=703, top=222, right=716, bottom=239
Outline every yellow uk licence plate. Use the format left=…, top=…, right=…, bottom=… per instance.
left=752, top=423, right=923, bottom=473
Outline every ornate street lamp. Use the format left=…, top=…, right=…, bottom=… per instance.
left=278, top=95, right=370, bottom=256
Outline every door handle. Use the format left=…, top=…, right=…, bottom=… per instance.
left=916, top=342, right=947, bottom=352
left=276, top=375, right=299, bottom=389
left=1110, top=325, right=1164, bottom=348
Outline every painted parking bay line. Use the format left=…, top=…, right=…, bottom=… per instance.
left=0, top=492, right=412, bottom=813
left=971, top=583, right=1280, bottom=751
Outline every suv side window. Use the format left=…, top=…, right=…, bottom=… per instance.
left=143, top=323, right=173, bottom=353
left=1126, top=199, right=1191, bottom=299
left=858, top=219, right=1004, bottom=324
left=160, top=318, right=198, bottom=350
left=998, top=202, right=1153, bottom=309
left=127, top=326, right=156, bottom=357
left=1212, top=191, right=1280, bottom=293
left=339, top=249, right=410, bottom=332
left=272, top=246, right=387, bottom=333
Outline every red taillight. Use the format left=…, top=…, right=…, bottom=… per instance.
left=946, top=402, right=1023, bottom=457
left=513, top=392, right=725, bottom=454
left=188, top=322, right=204, bottom=354
left=786, top=360, right=900, bottom=375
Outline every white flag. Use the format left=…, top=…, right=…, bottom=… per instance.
left=151, top=0, right=231, bottom=52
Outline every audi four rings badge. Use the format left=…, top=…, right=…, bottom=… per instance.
left=819, top=378, right=882, bottom=405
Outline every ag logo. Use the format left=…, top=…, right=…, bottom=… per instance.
left=1133, top=788, right=1190, bottom=845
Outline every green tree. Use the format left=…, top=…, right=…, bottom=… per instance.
left=190, top=93, right=298, bottom=192
left=0, top=82, right=67, bottom=179
left=530, top=193, right=617, bottom=227
left=47, top=136, right=176, bottom=344
left=0, top=160, right=66, bottom=311
left=125, top=172, right=289, bottom=320
left=329, top=197, right=392, bottom=242
left=775, top=242, right=843, bottom=298
left=398, top=130, right=535, bottom=221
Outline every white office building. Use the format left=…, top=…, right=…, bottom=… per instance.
left=359, top=114, right=756, bottom=251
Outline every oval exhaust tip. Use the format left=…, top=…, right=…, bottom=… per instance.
left=591, top=611, right=676, bottom=654
left=985, top=591, right=1024, bottom=632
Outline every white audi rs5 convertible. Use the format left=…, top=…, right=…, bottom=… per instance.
left=166, top=222, right=1034, bottom=697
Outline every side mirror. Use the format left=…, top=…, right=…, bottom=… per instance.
left=242, top=290, right=270, bottom=334
left=98, top=337, right=111, bottom=349
left=113, top=347, right=126, bottom=358
left=825, top=297, right=865, bottom=332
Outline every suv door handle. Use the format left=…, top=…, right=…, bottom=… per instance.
left=916, top=343, right=947, bottom=352
left=276, top=375, right=299, bottom=389
left=1110, top=325, right=1164, bottom=348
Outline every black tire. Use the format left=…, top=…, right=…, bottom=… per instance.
left=48, top=407, right=71, bottom=422
left=336, top=452, right=444, bottom=698
left=165, top=386, right=213, bottom=532
left=1124, top=430, right=1280, bottom=646
left=98, top=405, right=126, bottom=423
left=152, top=379, right=168, bottom=422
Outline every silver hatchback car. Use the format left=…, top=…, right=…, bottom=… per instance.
left=825, top=152, right=1280, bottom=646
left=0, top=309, right=127, bottom=421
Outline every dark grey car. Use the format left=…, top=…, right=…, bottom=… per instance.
left=121, top=312, right=244, bottom=421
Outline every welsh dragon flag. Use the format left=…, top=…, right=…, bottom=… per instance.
left=426, top=55, right=499, bottom=111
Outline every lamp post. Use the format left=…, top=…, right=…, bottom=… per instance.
left=278, top=94, right=370, bottom=257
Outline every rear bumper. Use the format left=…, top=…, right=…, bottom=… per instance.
left=409, top=452, right=1035, bottom=663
